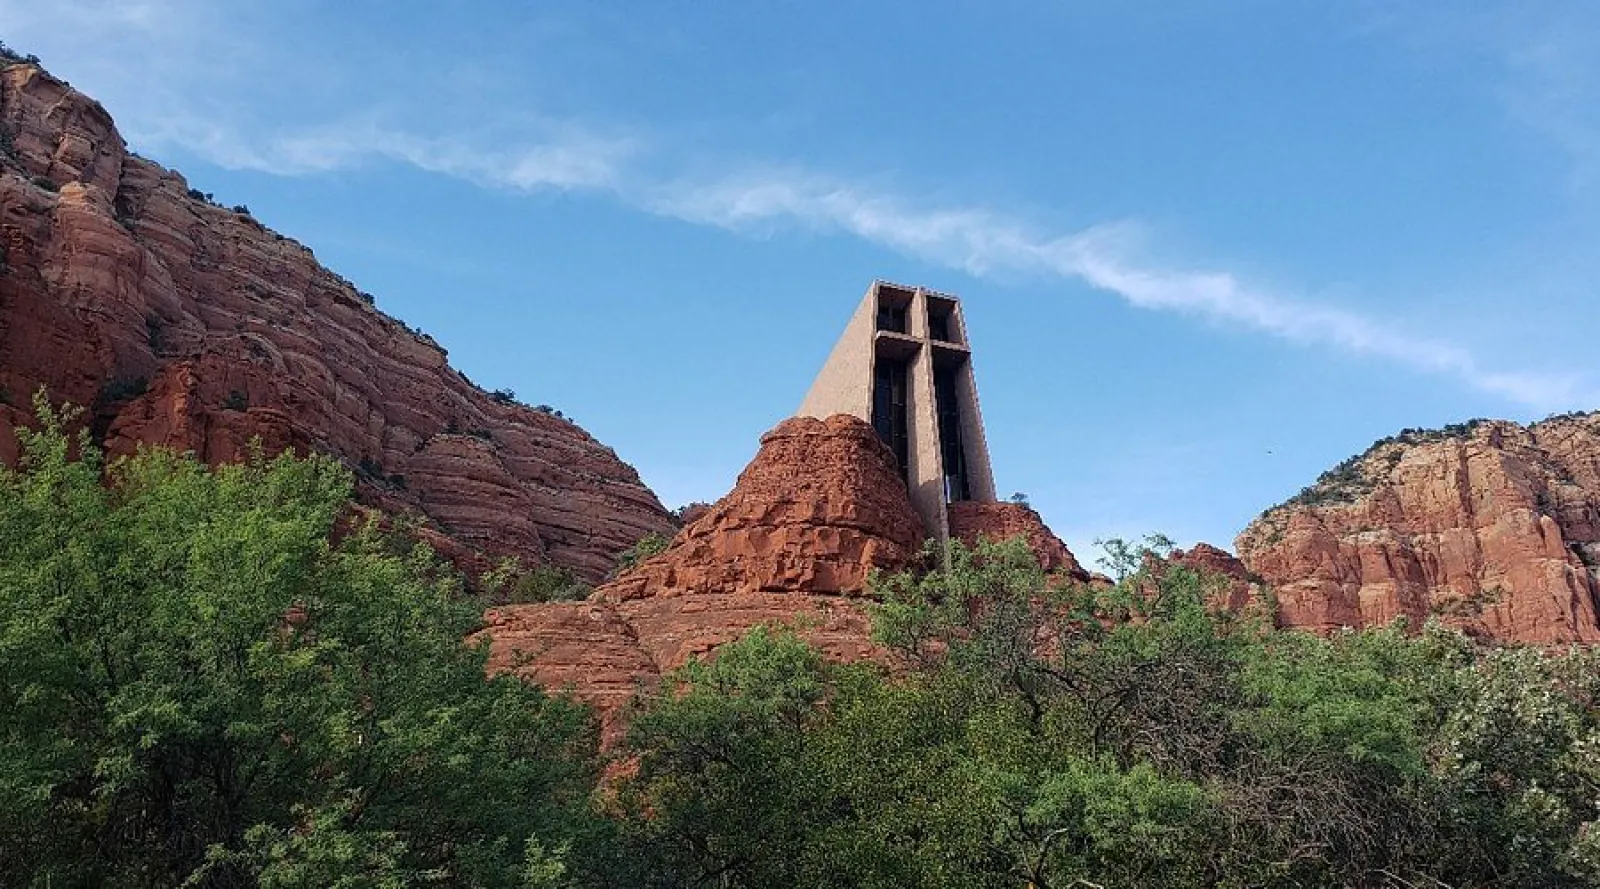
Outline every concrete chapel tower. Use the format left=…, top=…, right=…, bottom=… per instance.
left=799, top=280, right=998, bottom=542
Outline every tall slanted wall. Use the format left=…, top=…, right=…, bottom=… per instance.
left=1237, top=413, right=1600, bottom=644
left=0, top=61, right=673, bottom=580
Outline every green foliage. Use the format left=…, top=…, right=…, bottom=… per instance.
left=670, top=501, right=711, bottom=524
left=0, top=394, right=602, bottom=887
left=490, top=388, right=518, bottom=406
left=611, top=530, right=671, bottom=576
left=614, top=536, right=1600, bottom=888
left=486, top=560, right=591, bottom=605
left=31, top=174, right=58, bottom=193
left=5, top=390, right=1596, bottom=886
left=223, top=390, right=249, bottom=411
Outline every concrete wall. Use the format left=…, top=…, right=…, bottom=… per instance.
left=949, top=300, right=997, bottom=502
left=797, top=283, right=875, bottom=421
left=797, top=280, right=998, bottom=543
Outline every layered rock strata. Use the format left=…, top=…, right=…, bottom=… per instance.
left=1236, top=415, right=1600, bottom=643
left=599, top=414, right=926, bottom=601
left=0, top=61, right=672, bottom=579
left=482, top=414, right=924, bottom=740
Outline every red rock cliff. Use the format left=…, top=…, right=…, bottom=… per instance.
left=481, top=414, right=924, bottom=742
left=1236, top=415, right=1600, bottom=643
left=0, top=62, right=673, bottom=580
left=598, top=414, right=926, bottom=601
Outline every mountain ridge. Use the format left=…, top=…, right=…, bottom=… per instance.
left=0, top=58, right=674, bottom=580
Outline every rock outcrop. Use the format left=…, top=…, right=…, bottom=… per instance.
left=0, top=61, right=673, bottom=579
left=482, top=414, right=922, bottom=741
left=948, top=500, right=1093, bottom=581
left=599, top=414, right=926, bottom=601
left=479, top=594, right=879, bottom=745
left=1169, top=543, right=1262, bottom=613
left=1236, top=415, right=1600, bottom=643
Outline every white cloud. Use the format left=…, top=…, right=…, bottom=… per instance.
left=5, top=0, right=1592, bottom=412
left=650, top=171, right=1594, bottom=410
left=174, top=117, right=635, bottom=191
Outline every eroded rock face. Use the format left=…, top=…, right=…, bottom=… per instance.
left=478, top=594, right=878, bottom=745
left=0, top=63, right=672, bottom=579
left=599, top=414, right=926, bottom=601
left=1236, top=415, right=1600, bottom=643
left=483, top=414, right=926, bottom=738
left=1169, top=543, right=1263, bottom=613
left=948, top=500, right=1093, bottom=581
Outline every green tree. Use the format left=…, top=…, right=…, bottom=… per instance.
left=615, top=625, right=830, bottom=887
left=0, top=394, right=601, bottom=887
left=614, top=535, right=1600, bottom=888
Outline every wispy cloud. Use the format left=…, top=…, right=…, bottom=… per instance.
left=651, top=172, right=1593, bottom=409
left=143, top=115, right=635, bottom=190
left=1368, top=1, right=1600, bottom=194
left=4, top=0, right=1593, bottom=413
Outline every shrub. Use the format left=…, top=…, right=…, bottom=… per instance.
left=31, top=175, right=58, bottom=193
left=503, top=564, right=591, bottom=604
left=490, top=388, right=517, bottom=406
left=612, top=531, right=671, bottom=576
left=222, top=390, right=248, bottom=411
left=672, top=501, right=713, bottom=525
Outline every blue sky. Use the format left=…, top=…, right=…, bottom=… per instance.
left=5, top=1, right=1598, bottom=561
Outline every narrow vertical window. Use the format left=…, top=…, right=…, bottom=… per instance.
left=872, top=359, right=910, bottom=480
left=934, top=366, right=970, bottom=502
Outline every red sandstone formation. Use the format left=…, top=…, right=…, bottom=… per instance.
left=479, top=594, right=878, bottom=745
left=482, top=415, right=1120, bottom=737
left=948, top=500, right=1093, bottom=581
left=482, top=414, right=919, bottom=740
left=599, top=414, right=926, bottom=601
left=1236, top=415, right=1600, bottom=643
left=1168, top=543, right=1262, bottom=613
left=0, top=61, right=672, bottom=579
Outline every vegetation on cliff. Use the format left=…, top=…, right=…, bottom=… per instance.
left=0, top=397, right=602, bottom=887
left=2, top=401, right=1598, bottom=888
left=609, top=539, right=1600, bottom=888
left=1265, top=411, right=1600, bottom=518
